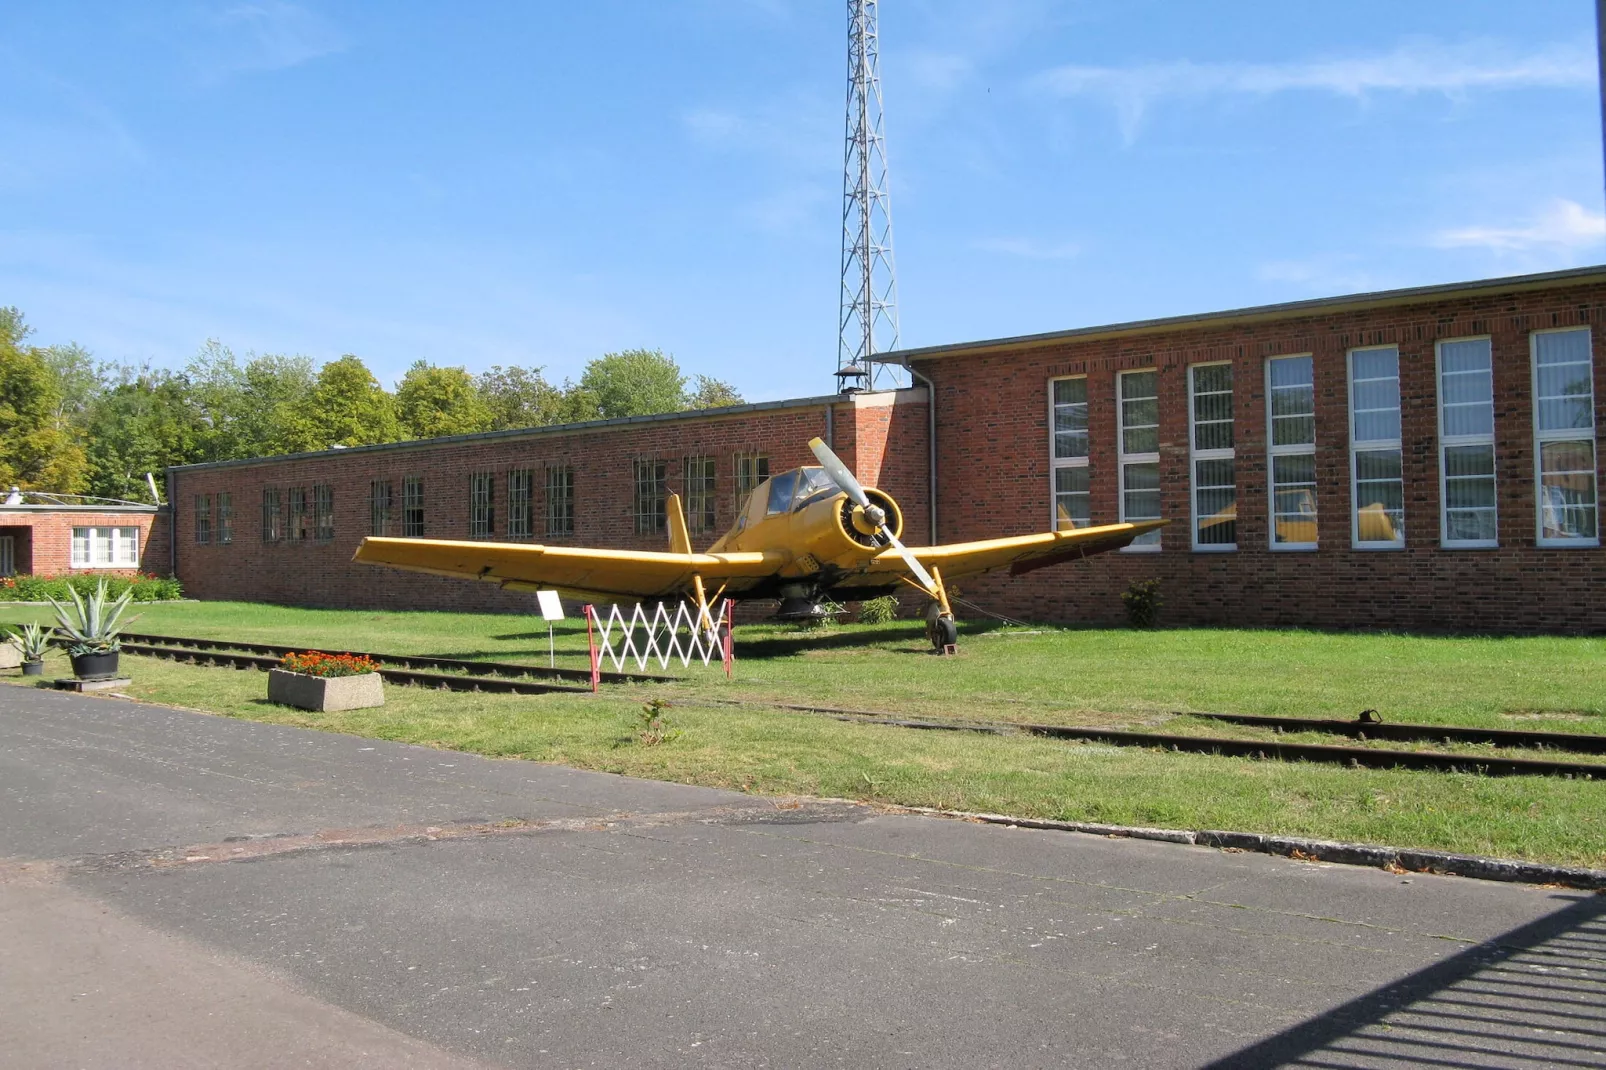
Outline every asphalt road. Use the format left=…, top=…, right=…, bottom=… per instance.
left=2, top=684, right=1603, bottom=1069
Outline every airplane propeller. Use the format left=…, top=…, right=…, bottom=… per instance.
left=809, top=437, right=939, bottom=596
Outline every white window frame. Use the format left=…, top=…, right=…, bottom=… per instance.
left=1532, top=326, right=1600, bottom=548
left=1117, top=368, right=1162, bottom=552
left=1435, top=336, right=1498, bottom=549
left=1265, top=354, right=1318, bottom=552
left=70, top=526, right=139, bottom=569
left=1347, top=345, right=1405, bottom=550
left=1187, top=362, right=1235, bottom=552
left=1047, top=375, right=1090, bottom=530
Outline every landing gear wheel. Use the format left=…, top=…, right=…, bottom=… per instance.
left=927, top=614, right=958, bottom=652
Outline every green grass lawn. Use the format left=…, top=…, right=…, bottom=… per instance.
left=4, top=600, right=1605, bottom=868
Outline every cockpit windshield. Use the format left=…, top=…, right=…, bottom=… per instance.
left=765, top=466, right=840, bottom=515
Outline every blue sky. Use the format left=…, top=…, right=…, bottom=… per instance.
left=3, top=1, right=1602, bottom=401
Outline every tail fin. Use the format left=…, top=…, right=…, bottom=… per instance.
left=667, top=493, right=693, bottom=555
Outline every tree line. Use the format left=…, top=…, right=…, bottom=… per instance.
left=0, top=306, right=742, bottom=502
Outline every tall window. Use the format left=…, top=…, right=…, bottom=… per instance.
left=261, top=488, right=282, bottom=543
left=1349, top=346, right=1404, bottom=548
left=288, top=487, right=309, bottom=542
left=545, top=465, right=574, bottom=537
left=402, top=476, right=425, bottom=537
left=194, top=494, right=212, bottom=544
left=217, top=492, right=233, bottom=544
left=1533, top=327, right=1599, bottom=545
left=72, top=527, right=139, bottom=568
left=507, top=468, right=534, bottom=538
left=634, top=459, right=667, bottom=535
left=312, top=484, right=334, bottom=541
left=1189, top=363, right=1235, bottom=550
left=734, top=452, right=769, bottom=512
left=1437, top=337, right=1497, bottom=547
left=370, top=480, right=393, bottom=536
left=1118, top=370, right=1161, bottom=549
left=1267, top=355, right=1317, bottom=550
left=469, top=472, right=495, bottom=538
left=1050, top=377, right=1090, bottom=529
left=684, top=456, right=716, bottom=533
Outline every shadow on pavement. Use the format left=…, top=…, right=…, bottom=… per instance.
left=1204, top=892, right=1606, bottom=1068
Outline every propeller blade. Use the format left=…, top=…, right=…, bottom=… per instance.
left=883, top=528, right=938, bottom=595
left=808, top=437, right=870, bottom=509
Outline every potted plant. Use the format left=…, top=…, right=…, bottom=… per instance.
left=47, top=579, right=137, bottom=680
left=7, top=623, right=52, bottom=676
left=268, top=651, right=385, bottom=712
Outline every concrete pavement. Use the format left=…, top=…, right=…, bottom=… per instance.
left=2, top=683, right=1602, bottom=1068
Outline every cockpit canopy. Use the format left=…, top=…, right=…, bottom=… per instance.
left=765, top=466, right=839, bottom=515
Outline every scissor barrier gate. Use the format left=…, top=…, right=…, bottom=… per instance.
left=583, top=599, right=734, bottom=691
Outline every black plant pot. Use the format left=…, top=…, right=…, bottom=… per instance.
left=22, top=660, right=44, bottom=677
left=69, top=650, right=120, bottom=680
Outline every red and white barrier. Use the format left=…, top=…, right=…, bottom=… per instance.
left=584, top=599, right=734, bottom=691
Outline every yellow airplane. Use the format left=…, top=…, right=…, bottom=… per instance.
left=353, top=438, right=1167, bottom=650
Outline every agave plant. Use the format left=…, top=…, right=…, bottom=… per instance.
left=47, top=579, right=138, bottom=656
left=6, top=622, right=53, bottom=661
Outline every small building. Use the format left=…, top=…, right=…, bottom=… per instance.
left=0, top=489, right=169, bottom=580
left=166, top=264, right=1606, bottom=634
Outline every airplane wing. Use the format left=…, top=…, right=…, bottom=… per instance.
left=353, top=537, right=787, bottom=602
left=842, top=520, right=1167, bottom=586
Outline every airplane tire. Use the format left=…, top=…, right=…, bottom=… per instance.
left=929, top=616, right=958, bottom=651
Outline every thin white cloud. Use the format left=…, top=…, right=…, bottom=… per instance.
left=905, top=51, right=974, bottom=94
left=1034, top=39, right=1594, bottom=143
left=1256, top=256, right=1384, bottom=296
left=1430, top=198, right=1606, bottom=252
left=974, top=236, right=1080, bottom=261
left=195, top=1, right=344, bottom=80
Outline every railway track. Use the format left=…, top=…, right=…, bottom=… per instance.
left=750, top=703, right=1606, bottom=779
left=118, top=631, right=673, bottom=685
left=1190, top=710, right=1606, bottom=755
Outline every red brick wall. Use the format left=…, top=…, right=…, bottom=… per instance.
left=918, top=280, right=1606, bottom=633
left=170, top=394, right=929, bottom=613
left=0, top=510, right=164, bottom=577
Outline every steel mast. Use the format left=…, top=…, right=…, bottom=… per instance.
left=837, top=0, right=902, bottom=392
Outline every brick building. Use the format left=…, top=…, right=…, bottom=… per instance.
left=166, top=265, right=1605, bottom=633
left=166, top=391, right=928, bottom=613
left=0, top=491, right=168, bottom=580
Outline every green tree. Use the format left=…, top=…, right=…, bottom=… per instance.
left=0, top=308, right=88, bottom=491
left=187, top=342, right=317, bottom=460
left=282, top=354, right=398, bottom=450
left=397, top=360, right=493, bottom=439
left=81, top=367, right=206, bottom=501
left=576, top=348, right=687, bottom=419
left=476, top=364, right=565, bottom=430
left=686, top=374, right=744, bottom=409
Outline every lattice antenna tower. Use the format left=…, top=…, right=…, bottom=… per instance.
left=838, top=0, right=903, bottom=392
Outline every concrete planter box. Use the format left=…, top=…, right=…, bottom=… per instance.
left=267, top=668, right=384, bottom=712
left=0, top=642, right=20, bottom=670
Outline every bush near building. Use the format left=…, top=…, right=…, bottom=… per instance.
left=0, top=572, right=182, bottom=602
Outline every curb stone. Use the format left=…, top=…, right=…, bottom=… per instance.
left=902, top=807, right=1606, bottom=891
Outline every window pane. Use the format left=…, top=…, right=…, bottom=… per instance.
left=1194, top=456, right=1236, bottom=546
left=1540, top=439, right=1598, bottom=540
left=1535, top=327, right=1591, bottom=367
left=1191, top=364, right=1234, bottom=452
left=1439, top=338, right=1492, bottom=375
left=1053, top=465, right=1090, bottom=528
left=1271, top=449, right=1318, bottom=547
left=1352, top=348, right=1399, bottom=381
left=1120, top=371, right=1159, bottom=455
left=1354, top=447, right=1404, bottom=544
left=1053, top=378, right=1089, bottom=460
left=1122, top=460, right=1161, bottom=546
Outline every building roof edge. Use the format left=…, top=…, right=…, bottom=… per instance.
left=869, top=264, right=1606, bottom=364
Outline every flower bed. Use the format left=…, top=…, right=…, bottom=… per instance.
left=278, top=651, right=380, bottom=677
left=0, top=573, right=183, bottom=602
left=268, top=650, right=384, bottom=711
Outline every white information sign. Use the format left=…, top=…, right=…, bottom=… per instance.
left=536, top=590, right=564, bottom=621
